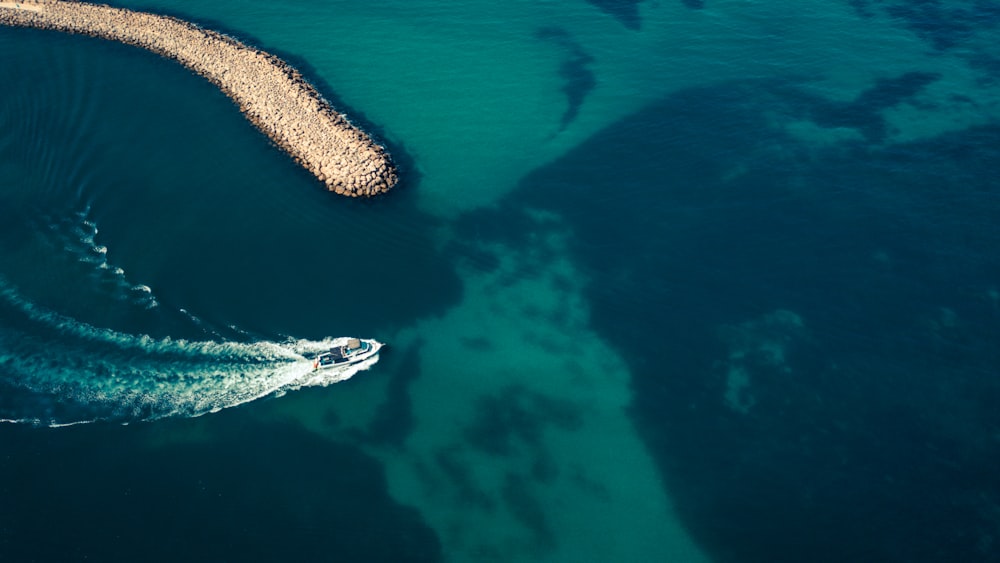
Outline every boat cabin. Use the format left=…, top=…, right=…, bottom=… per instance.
left=314, top=338, right=370, bottom=369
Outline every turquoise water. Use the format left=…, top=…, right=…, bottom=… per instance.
left=2, top=1, right=1000, bottom=561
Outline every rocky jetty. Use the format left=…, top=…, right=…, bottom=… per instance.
left=0, top=0, right=397, bottom=196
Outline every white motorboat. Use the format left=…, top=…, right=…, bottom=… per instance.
left=312, top=338, right=382, bottom=370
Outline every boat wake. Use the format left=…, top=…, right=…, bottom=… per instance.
left=36, top=201, right=160, bottom=309
left=0, top=278, right=379, bottom=427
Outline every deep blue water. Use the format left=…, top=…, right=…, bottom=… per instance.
left=3, top=0, right=1000, bottom=561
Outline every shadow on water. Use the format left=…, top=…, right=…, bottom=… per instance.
left=221, top=28, right=424, bottom=194
left=0, top=412, right=442, bottom=562
left=452, top=76, right=1000, bottom=562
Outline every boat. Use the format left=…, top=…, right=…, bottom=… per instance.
left=312, top=338, right=382, bottom=370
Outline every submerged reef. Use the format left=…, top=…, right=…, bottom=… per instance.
left=0, top=0, right=397, bottom=196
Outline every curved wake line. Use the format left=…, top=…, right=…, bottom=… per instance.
left=0, top=417, right=97, bottom=428
left=0, top=277, right=381, bottom=427
left=37, top=201, right=160, bottom=309
left=0, top=277, right=299, bottom=361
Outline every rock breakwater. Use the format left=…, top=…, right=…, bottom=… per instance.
left=0, top=0, right=397, bottom=196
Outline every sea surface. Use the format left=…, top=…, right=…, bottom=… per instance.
left=2, top=0, right=1000, bottom=561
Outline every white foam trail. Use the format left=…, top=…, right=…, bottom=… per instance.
left=0, top=280, right=293, bottom=360
left=0, top=278, right=380, bottom=427
left=0, top=417, right=95, bottom=428
left=37, top=201, right=160, bottom=310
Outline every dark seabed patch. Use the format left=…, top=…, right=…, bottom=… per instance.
left=969, top=52, right=1000, bottom=83
left=502, top=472, right=555, bottom=552
left=783, top=71, right=941, bottom=141
left=432, top=446, right=497, bottom=511
left=362, top=340, right=422, bottom=446
left=460, top=335, right=493, bottom=350
left=465, top=385, right=583, bottom=458
left=850, top=0, right=1000, bottom=51
left=453, top=77, right=1000, bottom=562
left=585, top=0, right=644, bottom=30
left=852, top=0, right=1000, bottom=89
left=536, top=27, right=597, bottom=131
left=0, top=413, right=442, bottom=562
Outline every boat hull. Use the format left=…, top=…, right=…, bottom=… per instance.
left=312, top=339, right=382, bottom=370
